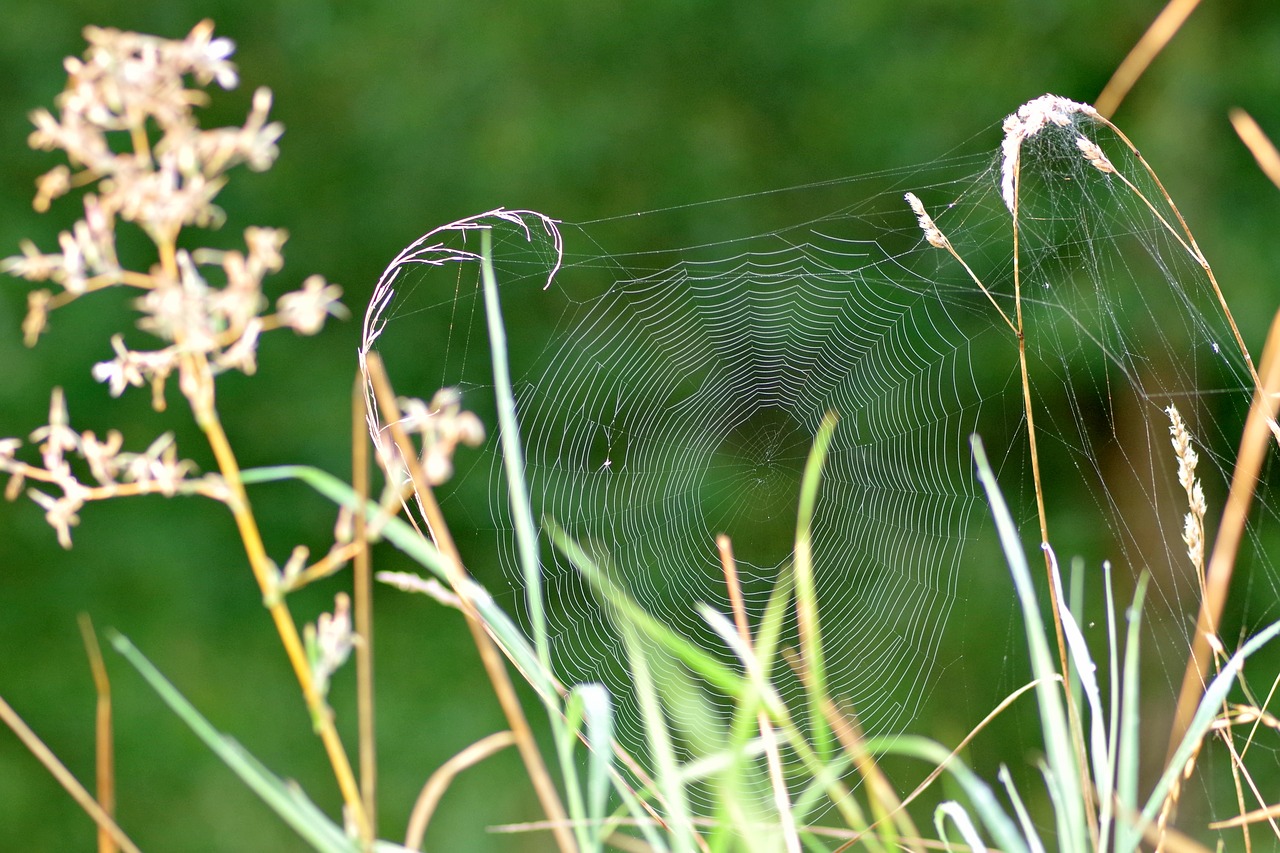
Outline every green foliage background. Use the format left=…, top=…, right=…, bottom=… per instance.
left=0, top=1, right=1277, bottom=850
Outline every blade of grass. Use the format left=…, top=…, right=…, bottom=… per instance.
left=110, top=632, right=356, bottom=853
left=1142, top=619, right=1280, bottom=833
left=617, top=618, right=700, bottom=853
left=997, top=765, right=1045, bottom=853
left=1113, top=575, right=1148, bottom=853
left=1047, top=547, right=1111, bottom=847
left=851, top=735, right=1027, bottom=853
left=546, top=519, right=750, bottom=701
left=794, top=411, right=838, bottom=762
left=971, top=435, right=1084, bottom=850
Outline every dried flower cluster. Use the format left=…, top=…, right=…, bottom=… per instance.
left=0, top=389, right=225, bottom=547
left=306, top=592, right=355, bottom=700
left=395, top=388, right=486, bottom=485
left=2, top=20, right=345, bottom=410
left=1, top=21, right=346, bottom=548
left=1166, top=404, right=1208, bottom=584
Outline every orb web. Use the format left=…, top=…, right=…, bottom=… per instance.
left=361, top=96, right=1278, bottom=812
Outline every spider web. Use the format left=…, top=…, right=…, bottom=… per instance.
left=361, top=96, right=1277, bottom=811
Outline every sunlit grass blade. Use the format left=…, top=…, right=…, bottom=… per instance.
left=934, top=801, right=987, bottom=852
left=1139, top=618, right=1280, bottom=834
left=546, top=518, right=748, bottom=700
left=110, top=632, right=358, bottom=853
left=997, top=765, right=1045, bottom=853
left=1113, top=574, right=1148, bottom=853
left=862, top=735, right=1027, bottom=853
left=1047, top=547, right=1111, bottom=846
left=970, top=435, right=1084, bottom=850
left=793, top=411, right=838, bottom=761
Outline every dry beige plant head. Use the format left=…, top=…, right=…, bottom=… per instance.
left=0, top=20, right=346, bottom=548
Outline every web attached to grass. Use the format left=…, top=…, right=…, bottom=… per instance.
left=361, top=95, right=1275, bottom=800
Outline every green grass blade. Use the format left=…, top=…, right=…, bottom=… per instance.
left=997, top=765, right=1046, bottom=853
left=1113, top=573, right=1147, bottom=853
left=568, top=683, right=616, bottom=848
left=794, top=411, right=838, bottom=760
left=239, top=465, right=560, bottom=705
left=478, top=227, right=550, bottom=670
left=546, top=518, right=748, bottom=699
left=110, top=632, right=356, bottom=853
left=971, top=436, right=1084, bottom=849
left=1139, top=618, right=1280, bottom=832
left=618, top=619, right=698, bottom=853
left=934, top=802, right=988, bottom=853
left=1047, top=548, right=1110, bottom=840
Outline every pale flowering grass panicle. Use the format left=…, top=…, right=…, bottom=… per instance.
left=306, top=592, right=356, bottom=700
left=904, top=192, right=950, bottom=250
left=395, top=388, right=486, bottom=485
left=1166, top=404, right=1208, bottom=592
left=1076, top=135, right=1117, bottom=175
left=2, top=19, right=340, bottom=410
left=1000, top=94, right=1098, bottom=213
left=0, top=389, right=220, bottom=547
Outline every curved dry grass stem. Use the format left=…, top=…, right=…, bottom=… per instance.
left=76, top=614, right=115, bottom=853
left=403, top=731, right=517, bottom=850
left=1095, top=0, right=1203, bottom=118
left=363, top=352, right=576, bottom=853
left=1231, top=110, right=1280, bottom=191
left=0, top=694, right=142, bottom=853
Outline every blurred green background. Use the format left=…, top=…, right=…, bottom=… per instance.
left=1, top=1, right=1278, bottom=850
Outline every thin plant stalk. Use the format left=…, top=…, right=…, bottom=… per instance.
left=352, top=374, right=376, bottom=837
left=77, top=614, right=116, bottom=853
left=0, top=695, right=142, bottom=853
left=793, top=410, right=838, bottom=761
left=186, top=347, right=370, bottom=841
left=404, top=731, right=517, bottom=851
left=1231, top=110, right=1280, bottom=190
left=1007, top=143, right=1100, bottom=844
left=1095, top=0, right=1203, bottom=118
left=364, top=352, right=576, bottom=853
left=1168, top=305, right=1280, bottom=758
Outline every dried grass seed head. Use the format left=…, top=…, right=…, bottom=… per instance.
left=1000, top=94, right=1099, bottom=213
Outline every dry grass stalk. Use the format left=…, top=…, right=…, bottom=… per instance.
left=352, top=375, right=377, bottom=832
left=76, top=615, right=116, bottom=853
left=363, top=352, right=576, bottom=853
left=1231, top=110, right=1280, bottom=192
left=715, top=534, right=803, bottom=853
left=1095, top=0, right=1204, bottom=118
left=403, top=730, right=517, bottom=850
left=0, top=695, right=141, bottom=853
